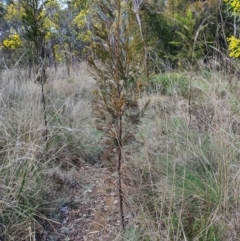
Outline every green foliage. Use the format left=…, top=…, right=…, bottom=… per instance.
left=0, top=109, right=48, bottom=239
left=140, top=0, right=229, bottom=71
left=140, top=4, right=178, bottom=70
left=73, top=5, right=92, bottom=43
left=168, top=7, right=206, bottom=66
left=20, top=0, right=47, bottom=50
left=124, top=228, right=141, bottom=241
left=149, top=159, right=223, bottom=241
left=4, top=1, right=24, bottom=23
left=167, top=0, right=190, bottom=14
left=0, top=0, right=232, bottom=71
left=174, top=164, right=224, bottom=240
left=149, top=72, right=189, bottom=97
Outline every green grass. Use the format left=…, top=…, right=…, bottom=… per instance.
left=148, top=72, right=189, bottom=97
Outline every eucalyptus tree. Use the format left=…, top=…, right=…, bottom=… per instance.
left=57, top=5, right=79, bottom=74
left=66, top=0, right=92, bottom=64
left=43, top=0, right=61, bottom=69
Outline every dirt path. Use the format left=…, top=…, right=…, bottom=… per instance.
left=44, top=162, right=130, bottom=241
left=69, top=165, right=121, bottom=241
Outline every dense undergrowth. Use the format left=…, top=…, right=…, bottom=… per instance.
left=0, top=64, right=101, bottom=240
left=126, top=69, right=240, bottom=241
left=1, top=63, right=240, bottom=240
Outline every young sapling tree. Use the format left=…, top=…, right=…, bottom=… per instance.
left=89, top=0, right=149, bottom=228
left=20, top=0, right=48, bottom=142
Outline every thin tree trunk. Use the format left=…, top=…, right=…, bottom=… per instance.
left=28, top=58, right=32, bottom=79
left=117, top=140, right=124, bottom=228
left=65, top=51, right=70, bottom=76
left=41, top=75, right=48, bottom=143
left=40, top=42, right=48, bottom=143
left=51, top=39, right=57, bottom=71
left=132, top=1, right=149, bottom=78
left=116, top=0, right=124, bottom=228
left=188, top=67, right=193, bottom=125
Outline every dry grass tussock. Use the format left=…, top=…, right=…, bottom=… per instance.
left=0, top=64, right=101, bottom=240
left=123, top=70, right=240, bottom=240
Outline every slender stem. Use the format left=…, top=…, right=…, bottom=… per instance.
left=116, top=0, right=124, bottom=228
left=41, top=79, right=48, bottom=143
left=117, top=138, right=124, bottom=228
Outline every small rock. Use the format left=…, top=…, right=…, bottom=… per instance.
left=106, top=216, right=113, bottom=222
left=100, top=206, right=108, bottom=212
left=114, top=200, right=118, bottom=204
left=60, top=227, right=70, bottom=234
left=60, top=206, right=70, bottom=215
left=84, top=189, right=92, bottom=194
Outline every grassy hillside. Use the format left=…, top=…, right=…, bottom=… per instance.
left=1, top=64, right=240, bottom=240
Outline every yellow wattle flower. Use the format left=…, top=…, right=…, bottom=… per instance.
left=3, top=33, right=22, bottom=50
left=227, top=36, right=240, bottom=58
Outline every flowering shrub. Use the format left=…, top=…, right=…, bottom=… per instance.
left=224, top=0, right=240, bottom=57
left=227, top=36, right=240, bottom=58
left=3, top=33, right=22, bottom=50
left=224, top=0, right=240, bottom=14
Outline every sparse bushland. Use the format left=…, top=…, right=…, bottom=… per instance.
left=2, top=60, right=240, bottom=240
left=2, top=0, right=240, bottom=240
